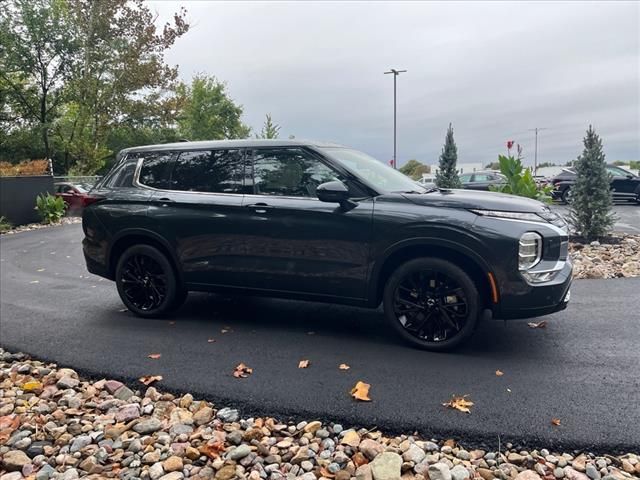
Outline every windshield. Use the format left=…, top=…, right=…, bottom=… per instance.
left=320, top=147, right=426, bottom=193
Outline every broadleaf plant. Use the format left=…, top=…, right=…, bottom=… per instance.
left=35, top=193, right=66, bottom=224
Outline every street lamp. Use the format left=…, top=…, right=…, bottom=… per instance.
left=384, top=68, right=407, bottom=169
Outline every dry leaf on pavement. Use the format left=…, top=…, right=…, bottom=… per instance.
left=233, top=363, right=253, bottom=378
left=527, top=320, right=547, bottom=329
left=551, top=418, right=561, bottom=426
left=339, top=364, right=350, bottom=370
left=443, top=395, right=474, bottom=414
left=147, top=353, right=161, bottom=359
left=495, top=370, right=504, bottom=376
left=298, top=360, right=310, bottom=369
left=207, top=338, right=216, bottom=343
left=139, top=375, right=163, bottom=386
left=350, top=381, right=371, bottom=401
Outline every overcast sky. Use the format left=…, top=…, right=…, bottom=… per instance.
left=147, top=1, right=639, bottom=168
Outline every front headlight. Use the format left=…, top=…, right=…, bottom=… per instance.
left=519, top=232, right=542, bottom=270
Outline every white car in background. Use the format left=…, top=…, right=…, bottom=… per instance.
left=416, top=174, right=436, bottom=189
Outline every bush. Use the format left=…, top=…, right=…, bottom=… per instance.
left=0, top=159, right=50, bottom=177
left=35, top=193, right=66, bottom=224
left=0, top=216, right=12, bottom=233
left=489, top=144, right=553, bottom=203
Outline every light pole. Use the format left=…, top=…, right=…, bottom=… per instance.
left=528, top=127, right=548, bottom=175
left=384, top=68, right=406, bottom=169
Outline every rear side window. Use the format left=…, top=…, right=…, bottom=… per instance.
left=139, top=152, right=173, bottom=189
left=170, top=149, right=244, bottom=193
left=107, top=161, right=138, bottom=188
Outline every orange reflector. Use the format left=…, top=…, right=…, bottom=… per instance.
left=487, top=272, right=499, bottom=303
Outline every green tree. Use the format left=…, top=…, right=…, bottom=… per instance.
left=628, top=160, right=640, bottom=172
left=568, top=126, right=616, bottom=241
left=176, top=75, right=250, bottom=141
left=485, top=161, right=500, bottom=170
left=399, top=159, right=430, bottom=180
left=435, top=123, right=461, bottom=188
left=256, top=113, right=280, bottom=139
left=0, top=0, right=78, bottom=160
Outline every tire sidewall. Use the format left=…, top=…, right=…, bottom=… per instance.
left=562, top=187, right=571, bottom=204
left=383, top=258, right=479, bottom=351
left=115, top=245, right=178, bottom=318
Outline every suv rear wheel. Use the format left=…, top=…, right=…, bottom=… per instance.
left=116, top=245, right=183, bottom=317
left=383, top=258, right=479, bottom=351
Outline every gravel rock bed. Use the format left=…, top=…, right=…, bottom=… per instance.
left=1, top=349, right=638, bottom=480
left=570, top=235, right=640, bottom=279
left=0, top=217, right=81, bottom=236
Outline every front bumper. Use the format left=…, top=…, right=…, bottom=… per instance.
left=494, top=257, right=573, bottom=320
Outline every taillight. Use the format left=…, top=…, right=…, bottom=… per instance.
left=82, top=195, right=101, bottom=207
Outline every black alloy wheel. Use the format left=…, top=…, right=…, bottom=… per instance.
left=383, top=258, right=479, bottom=351
left=116, top=244, right=180, bottom=317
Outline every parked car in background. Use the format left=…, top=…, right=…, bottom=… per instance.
left=551, top=165, right=640, bottom=204
left=54, top=182, right=92, bottom=214
left=82, top=139, right=572, bottom=351
left=415, top=174, right=436, bottom=189
left=459, top=171, right=506, bottom=191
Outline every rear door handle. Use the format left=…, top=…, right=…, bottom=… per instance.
left=245, top=202, right=271, bottom=214
left=157, top=197, right=174, bottom=207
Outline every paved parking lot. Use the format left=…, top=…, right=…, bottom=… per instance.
left=550, top=203, right=640, bottom=234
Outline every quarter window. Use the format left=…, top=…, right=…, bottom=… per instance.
left=171, top=149, right=243, bottom=193
left=139, top=152, right=173, bottom=189
left=251, top=149, right=342, bottom=197
left=108, top=161, right=138, bottom=188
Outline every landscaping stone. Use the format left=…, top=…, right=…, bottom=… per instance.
left=371, top=452, right=403, bottom=480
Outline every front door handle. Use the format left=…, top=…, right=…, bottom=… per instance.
left=245, top=202, right=271, bottom=214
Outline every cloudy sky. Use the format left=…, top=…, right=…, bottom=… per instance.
left=147, top=1, right=639, bottom=168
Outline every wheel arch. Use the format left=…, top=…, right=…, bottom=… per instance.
left=108, top=229, right=182, bottom=283
left=369, top=239, right=495, bottom=310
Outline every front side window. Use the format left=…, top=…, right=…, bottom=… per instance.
left=251, top=149, right=342, bottom=197
left=170, top=149, right=243, bottom=193
left=320, top=147, right=426, bottom=193
left=139, top=152, right=173, bottom=189
left=606, top=166, right=628, bottom=177
left=459, top=173, right=472, bottom=182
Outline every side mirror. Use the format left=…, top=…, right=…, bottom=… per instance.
left=317, top=181, right=350, bottom=203
left=626, top=174, right=633, bottom=179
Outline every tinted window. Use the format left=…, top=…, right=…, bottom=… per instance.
left=108, top=161, right=138, bottom=188
left=139, top=152, right=173, bottom=189
left=473, top=174, right=492, bottom=182
left=252, top=149, right=342, bottom=197
left=459, top=174, right=472, bottom=182
left=606, top=166, right=627, bottom=177
left=170, top=149, right=243, bottom=193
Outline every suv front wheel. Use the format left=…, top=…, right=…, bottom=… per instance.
left=116, top=244, right=183, bottom=317
left=383, top=258, right=479, bottom=351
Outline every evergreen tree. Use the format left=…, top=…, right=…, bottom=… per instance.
left=568, top=126, right=616, bottom=241
left=257, top=113, right=280, bottom=139
left=435, top=123, right=461, bottom=188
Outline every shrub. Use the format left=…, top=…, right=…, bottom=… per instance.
left=489, top=143, right=553, bottom=203
left=0, top=159, right=50, bottom=177
left=0, top=216, right=12, bottom=233
left=35, top=193, right=66, bottom=224
left=567, top=126, right=615, bottom=241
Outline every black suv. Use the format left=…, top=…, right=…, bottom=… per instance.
left=551, top=165, right=640, bottom=204
left=82, top=140, right=572, bottom=350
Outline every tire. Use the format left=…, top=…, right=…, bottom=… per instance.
left=383, top=258, right=479, bottom=351
left=561, top=187, right=571, bottom=204
left=115, top=244, right=179, bottom=318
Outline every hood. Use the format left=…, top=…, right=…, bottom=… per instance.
left=402, top=188, right=546, bottom=213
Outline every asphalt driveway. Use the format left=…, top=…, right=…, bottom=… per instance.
left=1, top=224, right=639, bottom=452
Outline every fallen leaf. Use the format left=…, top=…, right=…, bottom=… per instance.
left=221, top=326, right=232, bottom=333
left=339, top=364, right=350, bottom=370
left=506, top=388, right=512, bottom=393
left=37, top=268, right=45, bottom=272
left=350, top=381, right=372, bottom=402
left=147, top=353, right=161, bottom=359
left=22, top=381, right=43, bottom=392
left=495, top=370, right=504, bottom=376
left=307, top=331, right=316, bottom=335
left=298, top=359, right=310, bottom=369
left=551, top=418, right=561, bottom=426
left=139, top=375, right=163, bottom=386
left=443, top=395, right=474, bottom=414
left=119, top=308, right=128, bottom=313
left=29, top=280, right=39, bottom=284
left=168, top=321, right=176, bottom=326
left=207, top=338, right=216, bottom=343
left=233, top=363, right=253, bottom=378
left=199, top=441, right=225, bottom=459
left=443, top=438, right=456, bottom=448
left=527, top=320, right=547, bottom=329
